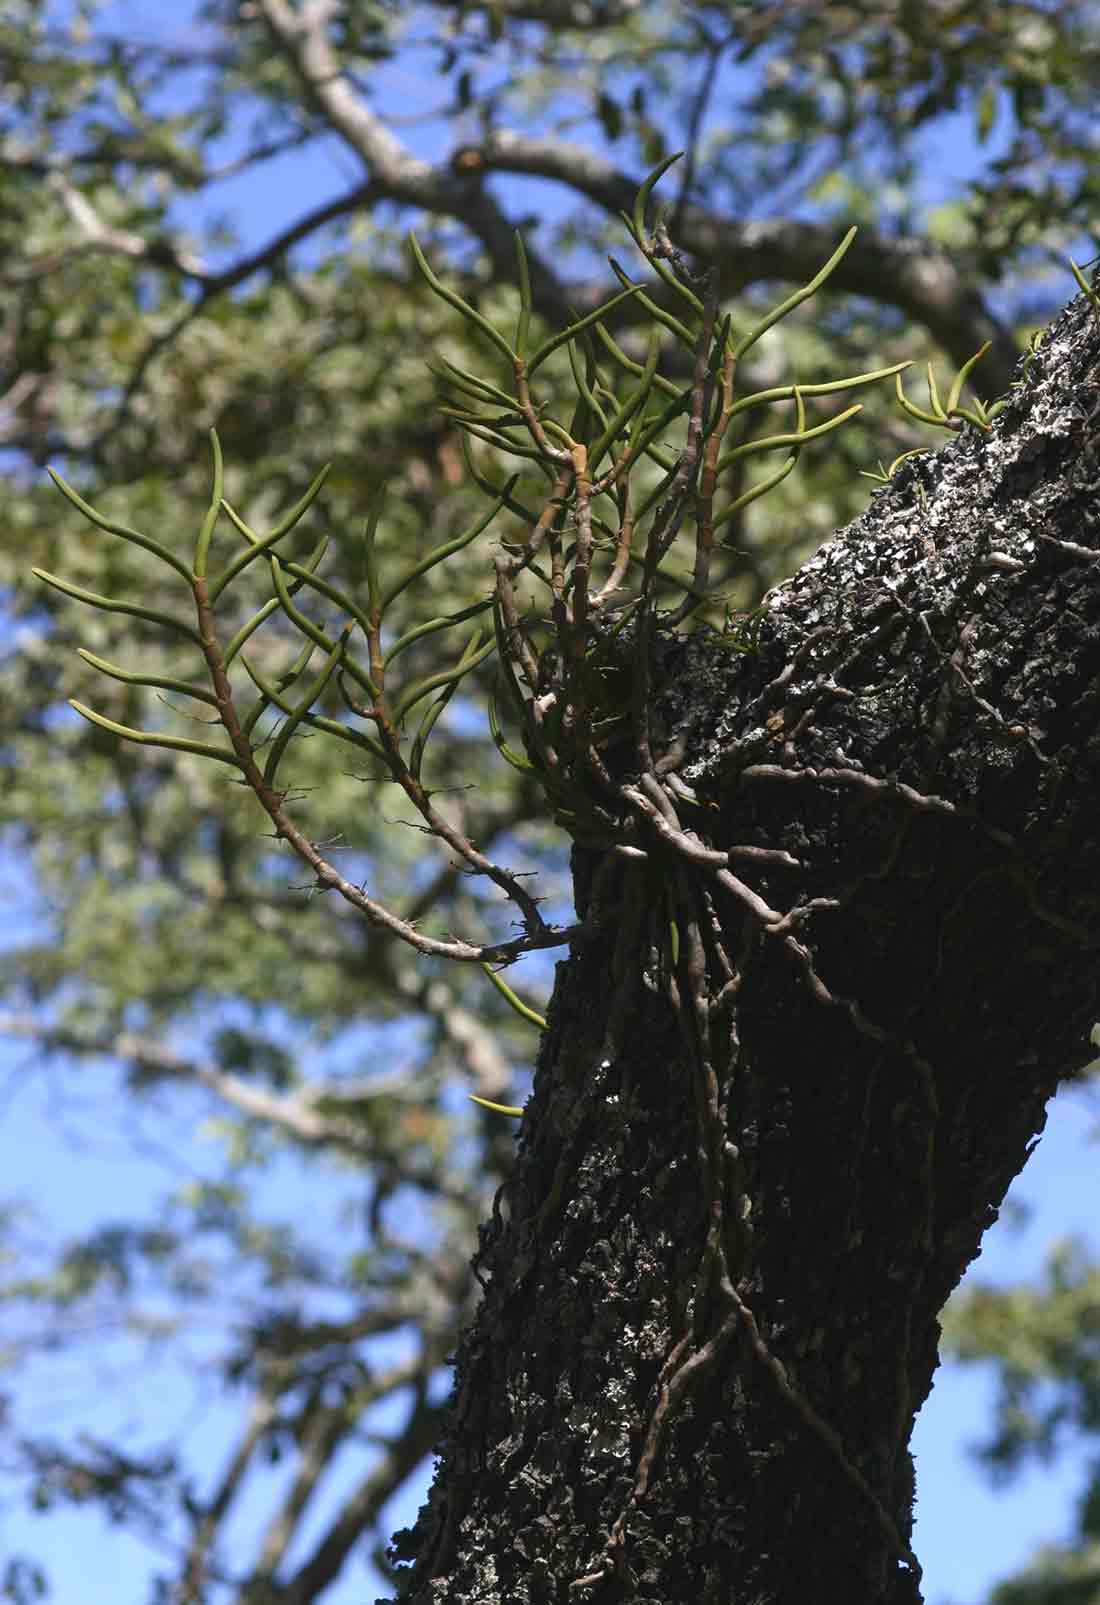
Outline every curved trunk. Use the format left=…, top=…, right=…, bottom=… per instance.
left=391, top=289, right=1100, bottom=1604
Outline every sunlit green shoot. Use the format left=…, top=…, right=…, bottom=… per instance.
left=1068, top=256, right=1100, bottom=316
left=480, top=961, right=547, bottom=1029
left=468, top=1094, right=523, bottom=1118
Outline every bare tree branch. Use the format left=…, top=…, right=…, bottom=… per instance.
left=0, top=1014, right=410, bottom=1154
left=23, top=6, right=1019, bottom=455
left=439, top=0, right=644, bottom=21
left=282, top=1389, right=445, bottom=1605
left=0, top=985, right=520, bottom=1154
left=669, top=18, right=732, bottom=236
left=178, top=1384, right=280, bottom=1604
left=473, top=131, right=1022, bottom=392
left=0, top=173, right=212, bottom=285
left=249, top=1353, right=430, bottom=1587
left=254, top=0, right=571, bottom=320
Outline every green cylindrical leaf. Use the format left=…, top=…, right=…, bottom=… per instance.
left=269, top=557, right=378, bottom=700
left=409, top=233, right=517, bottom=365
left=631, top=150, right=683, bottom=241
left=222, top=535, right=330, bottom=665
left=76, top=648, right=219, bottom=707
left=946, top=341, right=991, bottom=416
left=488, top=682, right=536, bottom=773
left=468, top=1094, right=523, bottom=1118
left=390, top=634, right=496, bottom=725
left=362, top=484, right=385, bottom=619
left=430, top=357, right=519, bottom=411
left=728, top=362, right=913, bottom=421
left=449, top=419, right=547, bottom=462
left=382, top=484, right=515, bottom=611
left=527, top=282, right=646, bottom=376
left=588, top=324, right=662, bottom=468
left=240, top=634, right=317, bottom=741
left=210, top=465, right=331, bottom=601
left=729, top=227, right=857, bottom=362
left=480, top=960, right=547, bottom=1029
left=239, top=650, right=385, bottom=762
left=409, top=627, right=484, bottom=779
left=514, top=229, right=533, bottom=358
left=566, top=331, right=608, bottom=445
left=383, top=598, right=495, bottom=670
left=69, top=700, right=244, bottom=767
left=717, top=403, right=863, bottom=473
left=894, top=370, right=945, bottom=428
left=47, top=472, right=194, bottom=582
left=459, top=435, right=544, bottom=517
left=193, top=428, right=224, bottom=579
left=34, top=567, right=202, bottom=643
left=607, top=258, right=694, bottom=350
left=593, top=322, right=680, bottom=397
left=713, top=454, right=799, bottom=534
left=261, top=627, right=352, bottom=786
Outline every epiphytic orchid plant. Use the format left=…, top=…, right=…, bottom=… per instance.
left=38, top=160, right=925, bottom=972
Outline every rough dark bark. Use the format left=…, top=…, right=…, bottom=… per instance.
left=387, top=287, right=1100, bottom=1604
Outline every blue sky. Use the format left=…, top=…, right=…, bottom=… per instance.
left=3, top=4, right=1098, bottom=1602
left=4, top=1034, right=1096, bottom=1605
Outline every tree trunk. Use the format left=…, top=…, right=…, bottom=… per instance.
left=388, top=288, right=1100, bottom=1604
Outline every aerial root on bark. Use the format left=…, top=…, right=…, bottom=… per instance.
left=569, top=745, right=955, bottom=1588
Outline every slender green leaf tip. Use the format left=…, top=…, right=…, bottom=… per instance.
left=362, top=482, right=386, bottom=615
left=730, top=226, right=857, bottom=363
left=194, top=428, right=224, bottom=578
left=1068, top=257, right=1100, bottom=315
left=945, top=341, right=991, bottom=415
left=68, top=700, right=244, bottom=767
left=480, top=961, right=547, bottom=1030
left=468, top=1094, right=524, bottom=1118
left=46, top=469, right=194, bottom=582
left=75, top=647, right=220, bottom=706
left=632, top=151, right=684, bottom=241
left=210, top=464, right=332, bottom=602
left=33, top=566, right=202, bottom=641
left=408, top=233, right=517, bottom=365
left=514, top=229, right=533, bottom=358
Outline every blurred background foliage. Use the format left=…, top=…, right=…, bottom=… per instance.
left=0, top=2, right=1097, bottom=1601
